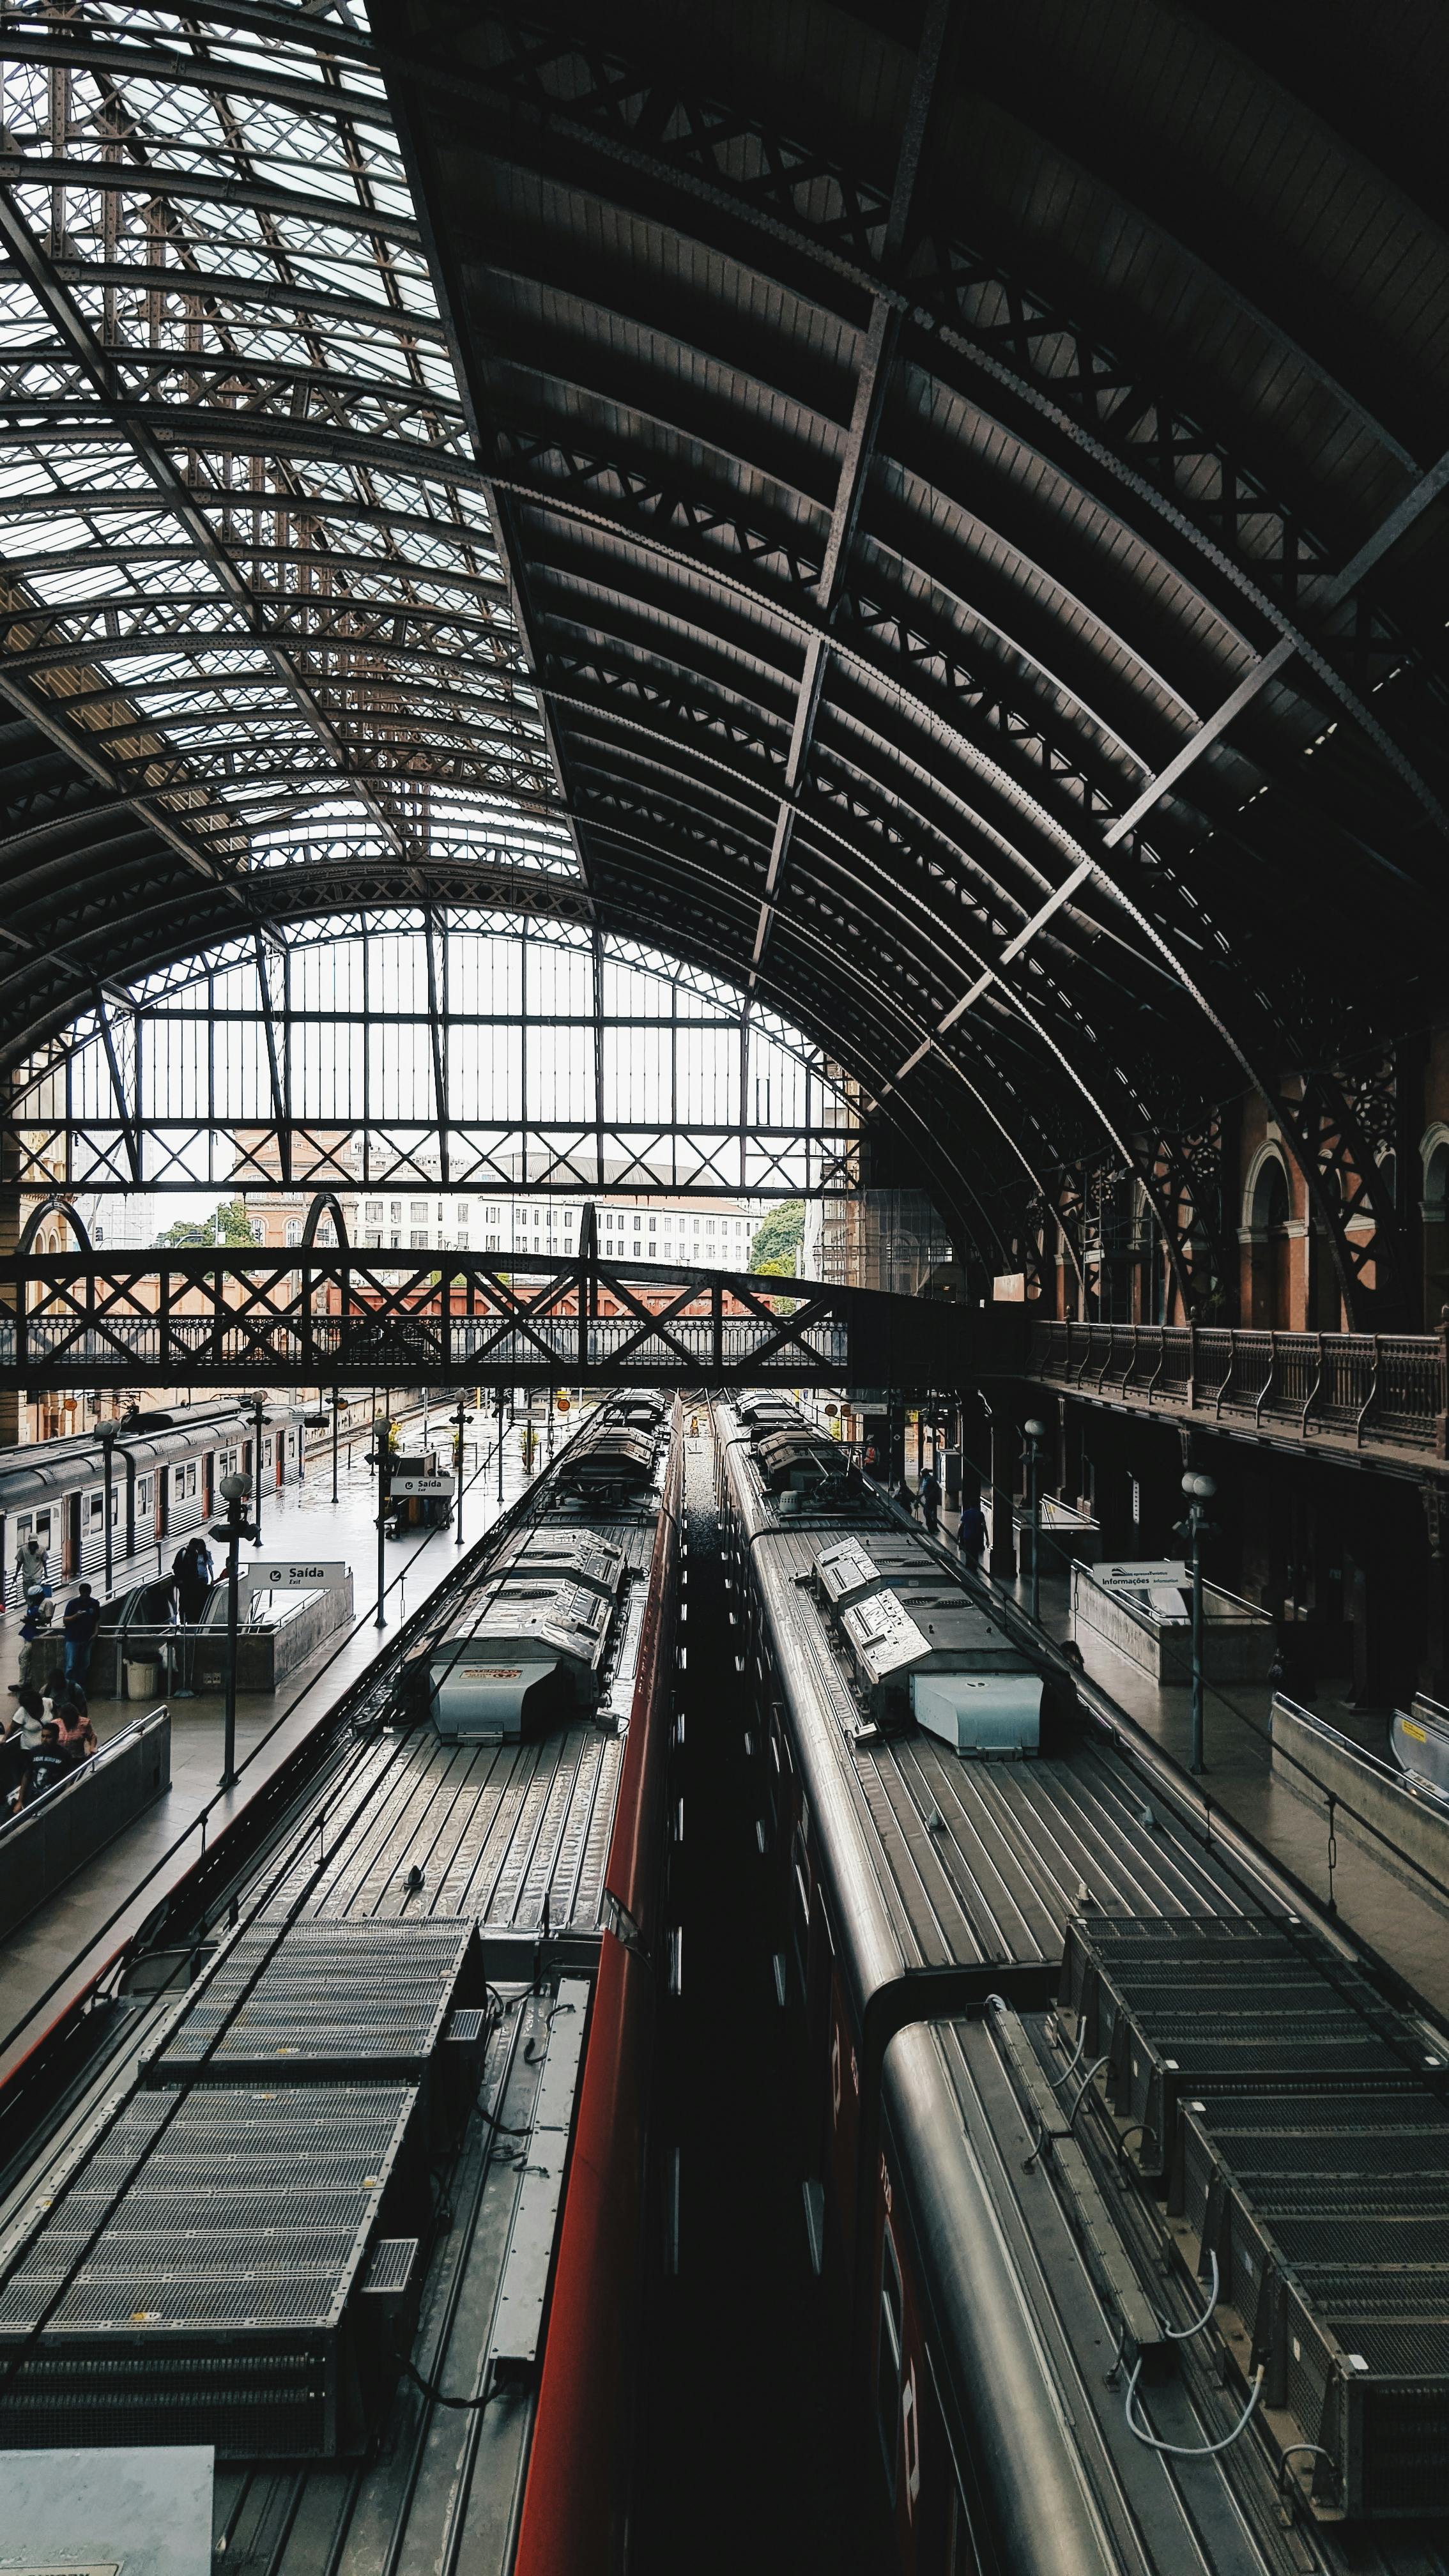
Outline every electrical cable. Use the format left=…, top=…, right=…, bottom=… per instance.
left=1162, top=2250, right=1220, bottom=2342
left=1125, top=2359, right=1264, bottom=2458
left=396, top=2354, right=502, bottom=2412
left=1046, top=2024, right=1087, bottom=2089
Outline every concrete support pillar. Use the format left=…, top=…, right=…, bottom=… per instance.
left=988, top=1408, right=1018, bottom=1579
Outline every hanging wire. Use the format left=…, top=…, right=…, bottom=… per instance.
left=1125, top=2359, right=1264, bottom=2460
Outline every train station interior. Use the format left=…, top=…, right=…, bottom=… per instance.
left=1, top=4, right=1448, bottom=2573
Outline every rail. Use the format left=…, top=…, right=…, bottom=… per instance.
left=1026, top=1320, right=1447, bottom=1465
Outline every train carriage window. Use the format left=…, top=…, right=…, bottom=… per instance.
left=136, top=1476, right=151, bottom=1516
left=876, top=2220, right=904, bottom=2501
left=88, top=1491, right=103, bottom=1528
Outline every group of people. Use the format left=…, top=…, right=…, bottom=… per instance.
left=1, top=1675, right=96, bottom=1813
left=5, top=1538, right=107, bottom=1814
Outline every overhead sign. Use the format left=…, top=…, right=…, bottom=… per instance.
left=242, top=1559, right=348, bottom=1593
left=390, top=1472, right=453, bottom=1498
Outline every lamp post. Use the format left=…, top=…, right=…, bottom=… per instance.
left=99, top=1420, right=118, bottom=1598
left=1022, top=1418, right=1048, bottom=1625
left=497, top=1383, right=507, bottom=1499
left=1176, top=1471, right=1219, bottom=1777
left=369, top=1421, right=390, bottom=1627
left=211, top=1470, right=257, bottom=1789
left=453, top=1393, right=472, bottom=1544
left=246, top=1392, right=268, bottom=1546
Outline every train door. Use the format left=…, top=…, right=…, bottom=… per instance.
left=157, top=1465, right=169, bottom=1537
left=202, top=1452, right=215, bottom=1517
left=64, top=1492, right=81, bottom=1578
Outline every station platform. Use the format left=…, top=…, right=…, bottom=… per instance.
left=929, top=1494, right=1449, bottom=2025
left=0, top=1409, right=548, bottom=2088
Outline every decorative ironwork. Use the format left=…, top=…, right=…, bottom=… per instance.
left=1275, top=1062, right=1411, bottom=1330
left=0, top=1239, right=974, bottom=1391
left=1027, top=1318, right=1447, bottom=1471
left=5, top=908, right=857, bottom=1195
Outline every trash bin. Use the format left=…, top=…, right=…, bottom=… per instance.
left=125, top=1658, right=162, bottom=1700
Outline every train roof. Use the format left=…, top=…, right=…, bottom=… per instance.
left=880, top=2012, right=1276, bottom=2576
left=716, top=1404, right=890, bottom=1542
left=0, top=1399, right=275, bottom=1513
left=751, top=1529, right=1259, bottom=2026
left=269, top=1516, right=658, bottom=1958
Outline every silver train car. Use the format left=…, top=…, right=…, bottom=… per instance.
left=0, top=1393, right=686, bottom=2576
left=0, top=1398, right=304, bottom=1597
left=714, top=1397, right=1449, bottom=2574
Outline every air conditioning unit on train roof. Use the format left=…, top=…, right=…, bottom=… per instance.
left=814, top=1535, right=959, bottom=1620
left=429, top=1578, right=613, bottom=1739
left=841, top=1589, right=1041, bottom=1752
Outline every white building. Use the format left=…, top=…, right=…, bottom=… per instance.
left=344, top=1185, right=758, bottom=1268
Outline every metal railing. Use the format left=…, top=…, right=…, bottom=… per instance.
left=1027, top=1321, right=1446, bottom=1459
left=0, top=1706, right=171, bottom=1940
left=0, top=1248, right=976, bottom=1391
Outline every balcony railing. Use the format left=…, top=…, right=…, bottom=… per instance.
left=1027, top=1321, right=1447, bottom=1462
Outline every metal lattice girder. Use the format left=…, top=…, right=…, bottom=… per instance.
left=0, top=0, right=577, bottom=891
left=368, top=0, right=1449, bottom=1289
left=0, top=1241, right=991, bottom=1393
left=0, top=0, right=1446, bottom=1301
left=4, top=907, right=857, bottom=1195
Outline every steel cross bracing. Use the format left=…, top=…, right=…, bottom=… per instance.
left=0, top=0, right=574, bottom=914
left=0, top=0, right=1445, bottom=1311
left=0, top=1244, right=973, bottom=1392
left=375, top=0, right=1449, bottom=1296
left=4, top=908, right=857, bottom=1195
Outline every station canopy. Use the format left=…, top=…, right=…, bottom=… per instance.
left=0, top=0, right=1445, bottom=1268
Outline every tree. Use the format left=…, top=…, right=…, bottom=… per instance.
left=155, top=1197, right=258, bottom=1248
left=215, top=1197, right=257, bottom=1245
left=749, top=1199, right=804, bottom=1278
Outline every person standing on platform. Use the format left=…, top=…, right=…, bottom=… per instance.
left=12, top=1530, right=49, bottom=1600
left=0, top=1713, right=26, bottom=1811
left=917, top=1464, right=941, bottom=1537
left=19, top=1719, right=68, bottom=1807
left=51, top=1694, right=96, bottom=1768
left=957, top=1498, right=988, bottom=1573
left=12, top=1590, right=54, bottom=1693
left=172, top=1534, right=215, bottom=1625
left=13, top=1685, right=46, bottom=1751
left=63, top=1583, right=101, bottom=1689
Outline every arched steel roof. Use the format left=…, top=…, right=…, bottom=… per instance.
left=1, top=0, right=1446, bottom=1270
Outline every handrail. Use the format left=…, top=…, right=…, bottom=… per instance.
left=1027, top=1319, right=1443, bottom=1458
left=0, top=1705, right=167, bottom=1846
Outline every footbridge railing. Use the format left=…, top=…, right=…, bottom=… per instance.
left=0, top=1248, right=985, bottom=1393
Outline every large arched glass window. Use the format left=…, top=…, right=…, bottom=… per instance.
left=9, top=910, right=856, bottom=1198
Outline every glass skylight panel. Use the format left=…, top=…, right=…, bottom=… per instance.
left=0, top=0, right=576, bottom=876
